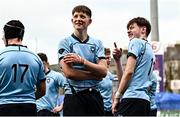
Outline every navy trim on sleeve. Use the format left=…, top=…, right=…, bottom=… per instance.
left=127, top=52, right=137, bottom=59
left=99, top=57, right=106, bottom=60
left=59, top=56, right=64, bottom=62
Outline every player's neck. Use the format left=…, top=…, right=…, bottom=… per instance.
left=7, top=38, right=22, bottom=45
left=74, top=30, right=88, bottom=42
left=140, top=34, right=147, bottom=40
left=45, top=67, right=50, bottom=74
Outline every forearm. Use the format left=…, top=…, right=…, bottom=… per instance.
left=114, top=60, right=123, bottom=83
left=116, top=56, right=136, bottom=95
left=35, top=80, right=46, bottom=99
left=60, top=60, right=100, bottom=80
left=116, top=71, right=132, bottom=96
left=83, top=59, right=107, bottom=79
left=62, top=54, right=107, bottom=79
left=66, top=68, right=100, bottom=80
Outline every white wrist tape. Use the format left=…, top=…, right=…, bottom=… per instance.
left=115, top=91, right=122, bottom=99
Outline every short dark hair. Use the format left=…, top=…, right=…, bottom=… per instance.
left=3, top=20, right=25, bottom=40
left=72, top=5, right=92, bottom=18
left=37, top=53, right=48, bottom=62
left=127, top=17, right=151, bottom=37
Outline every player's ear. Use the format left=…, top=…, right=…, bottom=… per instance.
left=89, top=19, right=92, bottom=25
left=141, top=26, right=146, bottom=35
left=142, top=26, right=146, bottom=32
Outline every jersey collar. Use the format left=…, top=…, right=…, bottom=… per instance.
left=45, top=69, right=51, bottom=75
left=7, top=44, right=27, bottom=48
left=71, top=33, right=89, bottom=43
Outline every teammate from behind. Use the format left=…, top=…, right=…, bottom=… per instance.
left=0, top=20, right=46, bottom=116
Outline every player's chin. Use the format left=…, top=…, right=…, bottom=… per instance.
left=128, top=35, right=134, bottom=40
left=75, top=26, right=84, bottom=30
left=129, top=37, right=134, bottom=40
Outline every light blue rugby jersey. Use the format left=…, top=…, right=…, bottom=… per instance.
left=98, top=71, right=114, bottom=111
left=36, top=70, right=65, bottom=112
left=123, top=38, right=155, bottom=101
left=58, top=34, right=105, bottom=94
left=0, top=45, right=45, bottom=105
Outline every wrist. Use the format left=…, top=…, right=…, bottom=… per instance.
left=77, top=55, right=83, bottom=64
left=80, top=57, right=85, bottom=65
left=115, top=91, right=123, bottom=99
left=82, top=58, right=86, bottom=65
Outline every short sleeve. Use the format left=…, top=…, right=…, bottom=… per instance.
left=57, top=73, right=66, bottom=87
left=58, top=38, right=71, bottom=61
left=95, top=40, right=105, bottom=61
left=127, top=38, right=142, bottom=59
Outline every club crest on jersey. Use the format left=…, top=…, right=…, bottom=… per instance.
left=90, top=46, right=95, bottom=53
left=47, top=78, right=50, bottom=83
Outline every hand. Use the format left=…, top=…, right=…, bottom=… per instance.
left=63, top=53, right=85, bottom=64
left=52, top=105, right=63, bottom=113
left=113, top=42, right=122, bottom=61
left=112, top=97, right=120, bottom=114
left=112, top=48, right=122, bottom=61
left=112, top=91, right=122, bottom=114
